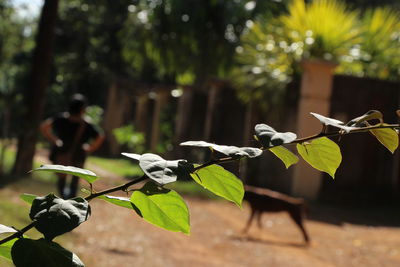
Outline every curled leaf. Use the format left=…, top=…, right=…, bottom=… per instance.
left=310, top=112, right=354, bottom=133
left=346, top=110, right=383, bottom=127
left=180, top=141, right=262, bottom=158
left=254, top=124, right=297, bottom=147
left=121, top=153, right=141, bottom=161
left=32, top=165, right=99, bottom=184
left=29, top=194, right=91, bottom=240
left=0, top=225, right=17, bottom=238
left=122, top=153, right=189, bottom=185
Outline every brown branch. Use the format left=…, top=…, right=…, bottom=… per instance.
left=85, top=175, right=147, bottom=201
left=192, top=123, right=400, bottom=171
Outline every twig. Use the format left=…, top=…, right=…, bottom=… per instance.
left=0, top=221, right=35, bottom=245
left=85, top=175, right=147, bottom=201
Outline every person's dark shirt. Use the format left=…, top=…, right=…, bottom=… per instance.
left=52, top=112, right=100, bottom=162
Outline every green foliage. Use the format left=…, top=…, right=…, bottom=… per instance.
left=280, top=0, right=360, bottom=59
left=130, top=182, right=190, bottom=234
left=19, top=194, right=38, bottom=205
left=84, top=105, right=104, bottom=129
left=269, top=146, right=299, bottom=169
left=339, top=7, right=400, bottom=80
left=234, top=0, right=400, bottom=106
left=113, top=125, right=145, bottom=154
left=190, top=164, right=244, bottom=207
left=11, top=238, right=84, bottom=267
left=32, top=165, right=99, bottom=184
left=98, top=195, right=134, bottom=210
left=370, top=127, right=399, bottom=154
left=0, top=239, right=16, bottom=262
left=30, top=194, right=90, bottom=240
left=297, top=137, right=342, bottom=178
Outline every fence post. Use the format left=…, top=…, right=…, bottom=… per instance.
left=291, top=59, right=337, bottom=199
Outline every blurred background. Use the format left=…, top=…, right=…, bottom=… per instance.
left=1, top=0, right=400, bottom=266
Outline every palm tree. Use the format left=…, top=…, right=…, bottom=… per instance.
left=340, top=7, right=400, bottom=80
left=233, top=0, right=400, bottom=102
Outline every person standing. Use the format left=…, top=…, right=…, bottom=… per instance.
left=40, top=94, right=104, bottom=199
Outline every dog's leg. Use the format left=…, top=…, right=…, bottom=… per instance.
left=288, top=209, right=310, bottom=243
left=242, top=207, right=256, bottom=234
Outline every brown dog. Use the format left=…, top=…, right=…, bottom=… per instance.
left=243, top=185, right=310, bottom=243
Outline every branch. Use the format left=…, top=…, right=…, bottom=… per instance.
left=192, top=123, right=400, bottom=171
left=85, top=175, right=148, bottom=201
left=0, top=221, right=35, bottom=245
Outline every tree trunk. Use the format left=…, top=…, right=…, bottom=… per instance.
left=12, top=0, right=59, bottom=176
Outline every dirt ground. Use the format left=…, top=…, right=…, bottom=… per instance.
left=66, top=185, right=400, bottom=267
left=9, top=153, right=400, bottom=267
left=4, top=185, right=400, bottom=267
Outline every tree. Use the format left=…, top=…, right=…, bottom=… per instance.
left=13, top=0, right=59, bottom=176
left=233, top=0, right=400, bottom=106
left=0, top=0, right=35, bottom=176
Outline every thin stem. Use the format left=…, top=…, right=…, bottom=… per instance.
left=0, top=221, right=35, bottom=245
left=85, top=175, right=147, bottom=201
left=193, top=156, right=240, bottom=171
left=292, top=123, right=400, bottom=144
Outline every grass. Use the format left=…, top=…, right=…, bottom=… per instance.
left=0, top=177, right=73, bottom=266
left=87, top=156, right=143, bottom=178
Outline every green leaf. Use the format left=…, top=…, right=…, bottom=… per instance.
left=130, top=182, right=190, bottom=234
left=190, top=164, right=244, bottom=207
left=370, top=126, right=399, bottom=153
left=296, top=137, right=342, bottom=178
left=32, top=165, right=99, bottom=184
left=0, top=239, right=16, bottom=262
left=11, top=238, right=84, bottom=267
left=346, top=110, right=383, bottom=127
left=180, top=141, right=263, bottom=158
left=269, top=146, right=299, bottom=169
left=20, top=193, right=38, bottom=205
left=30, top=194, right=91, bottom=240
left=254, top=124, right=297, bottom=147
left=98, top=195, right=135, bottom=210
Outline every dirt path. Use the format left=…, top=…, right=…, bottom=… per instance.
left=33, top=153, right=400, bottom=267
left=65, top=196, right=400, bottom=267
